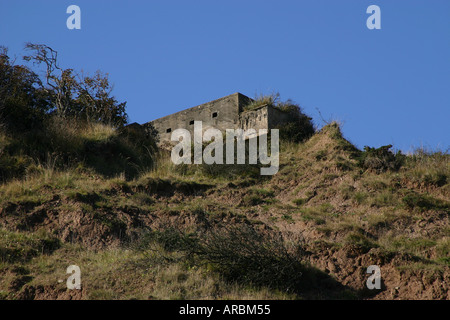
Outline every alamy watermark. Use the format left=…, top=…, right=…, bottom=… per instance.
left=170, top=121, right=279, bottom=176
left=366, top=265, right=381, bottom=290
left=66, top=5, right=81, bottom=30
left=66, top=5, right=381, bottom=31
left=366, top=5, right=381, bottom=30
left=66, top=265, right=81, bottom=290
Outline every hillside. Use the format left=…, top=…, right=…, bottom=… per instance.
left=0, top=121, right=448, bottom=300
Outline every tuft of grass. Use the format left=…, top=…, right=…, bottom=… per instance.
left=251, top=188, right=275, bottom=198
left=402, top=192, right=449, bottom=212
left=79, top=123, right=116, bottom=142
left=370, top=190, right=397, bottom=208
left=0, top=229, right=60, bottom=265
left=241, top=188, right=276, bottom=206
left=293, top=198, right=308, bottom=206
left=281, top=214, right=294, bottom=223
left=345, top=232, right=378, bottom=252
left=404, top=148, right=449, bottom=187
left=378, top=236, right=441, bottom=261
left=300, top=208, right=326, bottom=225
left=242, top=194, right=264, bottom=206
left=354, top=192, right=368, bottom=205
left=435, top=237, right=450, bottom=263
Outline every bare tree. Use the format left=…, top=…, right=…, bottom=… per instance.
left=23, top=43, right=76, bottom=117
left=22, top=43, right=127, bottom=127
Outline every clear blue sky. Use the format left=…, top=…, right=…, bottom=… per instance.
left=1, top=0, right=449, bottom=152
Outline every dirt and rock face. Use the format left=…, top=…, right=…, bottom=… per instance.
left=1, top=124, right=448, bottom=300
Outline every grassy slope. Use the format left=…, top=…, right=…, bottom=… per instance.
left=0, top=123, right=448, bottom=300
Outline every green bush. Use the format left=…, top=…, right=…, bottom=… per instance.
left=196, top=226, right=305, bottom=291
left=0, top=47, right=50, bottom=134
left=358, top=144, right=405, bottom=173
left=143, top=225, right=306, bottom=293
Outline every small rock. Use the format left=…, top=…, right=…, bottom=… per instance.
left=327, top=261, right=338, bottom=273
left=391, top=287, right=399, bottom=298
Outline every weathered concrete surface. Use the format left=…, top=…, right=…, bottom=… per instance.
left=140, top=92, right=290, bottom=144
